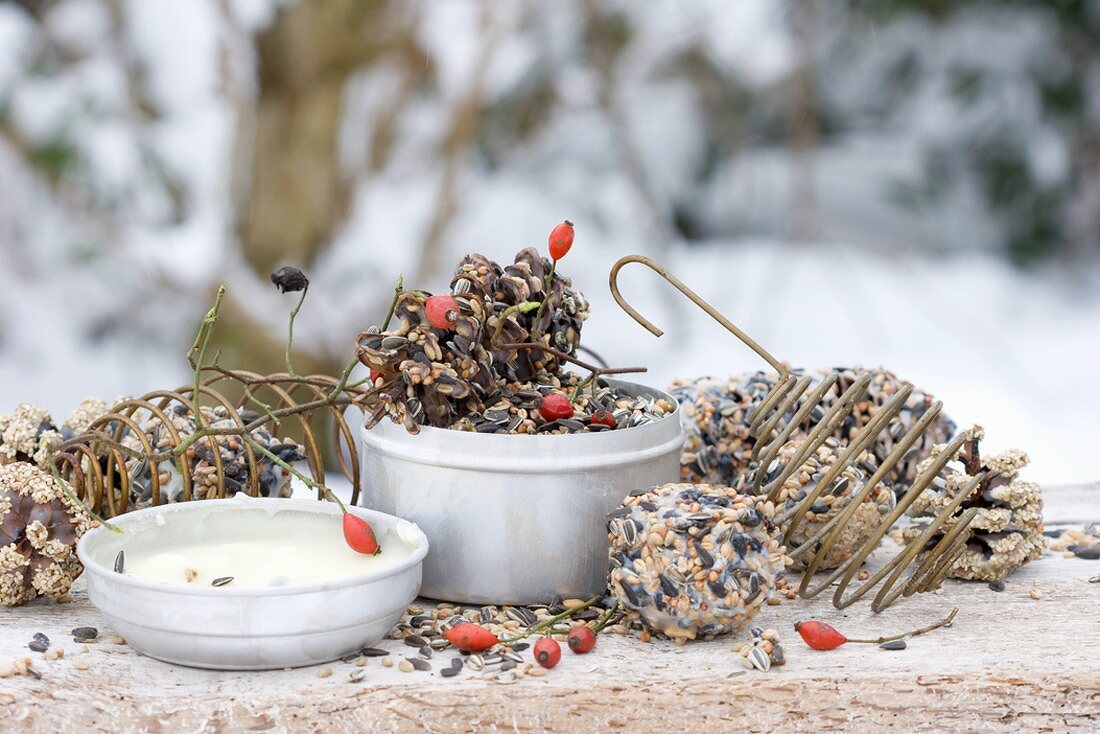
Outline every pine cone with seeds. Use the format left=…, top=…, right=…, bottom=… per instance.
left=671, top=367, right=954, bottom=493
left=0, top=462, right=93, bottom=606
left=356, top=248, right=589, bottom=432
left=0, top=400, right=110, bottom=468
left=903, top=426, right=1045, bottom=581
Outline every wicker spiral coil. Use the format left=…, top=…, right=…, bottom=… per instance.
left=610, top=255, right=988, bottom=612
left=52, top=370, right=365, bottom=519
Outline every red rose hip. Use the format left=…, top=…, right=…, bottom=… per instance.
left=566, top=625, right=596, bottom=654
left=548, top=220, right=574, bottom=261
left=445, top=623, right=499, bottom=653
left=539, top=393, right=574, bottom=421
left=533, top=637, right=561, bottom=669
left=589, top=408, right=616, bottom=428
left=794, top=620, right=848, bottom=650
left=425, top=295, right=460, bottom=330
left=342, top=513, right=381, bottom=555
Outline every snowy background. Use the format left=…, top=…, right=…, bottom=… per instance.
left=0, top=0, right=1098, bottom=485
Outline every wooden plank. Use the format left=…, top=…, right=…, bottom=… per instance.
left=2, top=485, right=1098, bottom=732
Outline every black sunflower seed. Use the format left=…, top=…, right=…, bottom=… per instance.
left=360, top=647, right=389, bottom=657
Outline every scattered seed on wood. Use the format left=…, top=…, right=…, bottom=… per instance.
left=398, top=659, right=414, bottom=673
left=114, top=551, right=125, bottom=574
left=348, top=669, right=366, bottom=683
left=403, top=635, right=428, bottom=648
left=380, top=657, right=393, bottom=668
left=408, top=658, right=431, bottom=672
left=316, top=668, right=332, bottom=678
left=988, top=580, right=1005, bottom=592
left=71, top=627, right=98, bottom=640
left=360, top=647, right=388, bottom=657
left=1029, top=588, right=1042, bottom=600
left=211, top=576, right=234, bottom=587
left=440, top=666, right=461, bottom=678
left=879, top=640, right=907, bottom=651
left=1089, top=575, right=1100, bottom=583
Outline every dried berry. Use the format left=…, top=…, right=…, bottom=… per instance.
left=533, top=637, right=561, bottom=668
left=424, top=295, right=460, bottom=330
left=794, top=620, right=848, bottom=650
left=270, top=267, right=309, bottom=293
left=589, top=408, right=616, bottom=428
left=444, top=623, right=499, bottom=653
left=548, top=221, right=574, bottom=261
left=342, top=513, right=381, bottom=555
left=539, top=394, right=574, bottom=421
left=566, top=625, right=596, bottom=654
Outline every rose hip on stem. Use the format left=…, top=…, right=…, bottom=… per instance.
left=534, top=637, right=561, bottom=669
left=425, top=294, right=460, bottom=330
left=445, top=623, right=499, bottom=653
left=795, top=608, right=958, bottom=651
left=342, top=512, right=381, bottom=556
left=548, top=221, right=574, bottom=261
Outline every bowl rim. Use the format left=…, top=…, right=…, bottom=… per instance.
left=76, top=496, right=429, bottom=598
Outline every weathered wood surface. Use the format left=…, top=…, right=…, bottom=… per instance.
left=2, top=485, right=1098, bottom=733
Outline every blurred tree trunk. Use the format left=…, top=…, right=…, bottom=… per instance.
left=237, top=0, right=383, bottom=276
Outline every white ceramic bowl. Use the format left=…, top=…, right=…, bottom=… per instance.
left=76, top=495, right=428, bottom=670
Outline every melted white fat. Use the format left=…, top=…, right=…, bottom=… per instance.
left=124, top=531, right=415, bottom=588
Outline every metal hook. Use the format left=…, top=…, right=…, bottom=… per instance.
left=608, top=254, right=788, bottom=381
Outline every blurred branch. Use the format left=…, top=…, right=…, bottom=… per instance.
left=412, top=0, right=501, bottom=285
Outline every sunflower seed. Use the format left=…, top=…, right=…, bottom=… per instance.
left=441, top=665, right=461, bottom=677
left=466, top=654, right=485, bottom=671
left=348, top=669, right=367, bottom=683
left=879, top=639, right=907, bottom=651
left=408, top=657, right=431, bottom=672
left=418, top=646, right=433, bottom=660
left=360, top=647, right=388, bottom=657
left=114, top=550, right=125, bottom=574
left=403, top=635, right=428, bottom=647
left=748, top=646, right=771, bottom=671
left=71, top=627, right=98, bottom=640
left=211, top=576, right=234, bottom=587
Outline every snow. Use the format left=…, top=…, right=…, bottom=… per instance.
left=1, top=0, right=1098, bottom=492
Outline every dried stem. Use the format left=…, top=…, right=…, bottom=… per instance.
left=500, top=595, right=603, bottom=643
left=499, top=342, right=646, bottom=378
left=188, top=284, right=227, bottom=431
left=243, top=437, right=347, bottom=513
left=530, top=259, right=556, bottom=339
left=847, top=607, right=959, bottom=644
left=492, top=300, right=540, bottom=346
left=285, top=285, right=309, bottom=376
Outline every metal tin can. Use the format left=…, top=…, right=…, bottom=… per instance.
left=358, top=380, right=683, bottom=604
